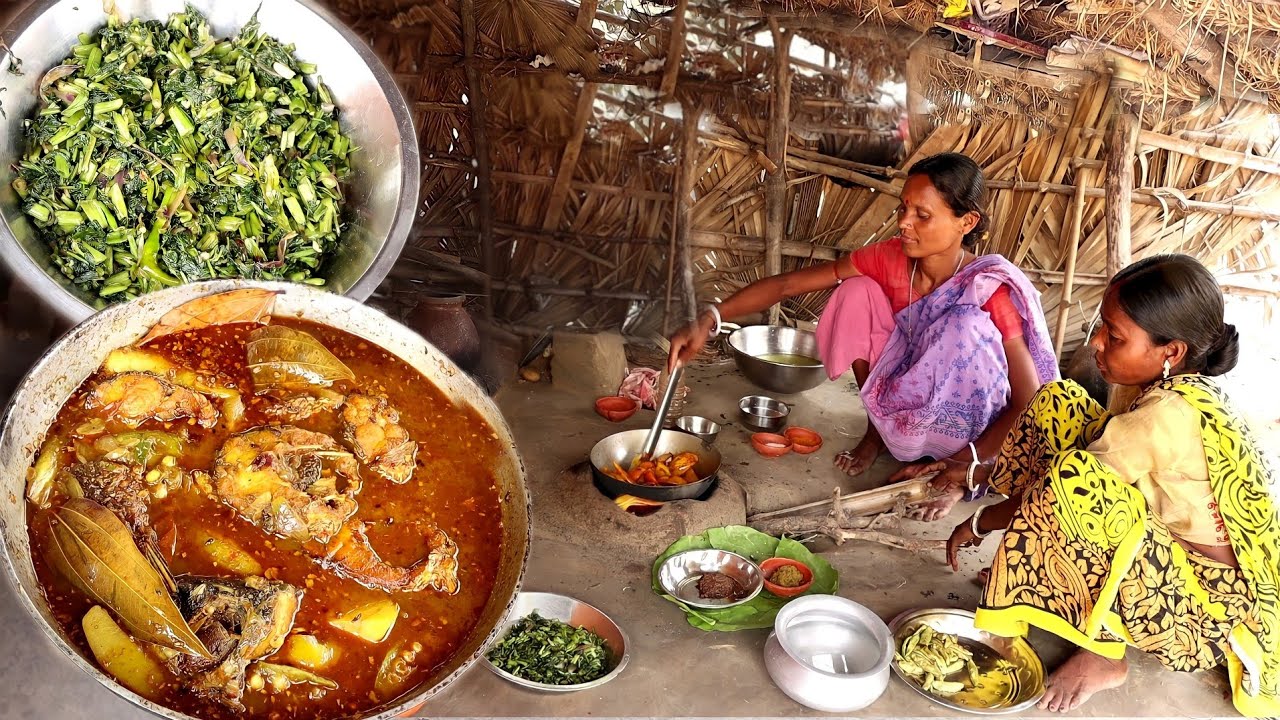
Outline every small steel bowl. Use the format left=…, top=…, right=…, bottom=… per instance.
left=739, top=395, right=790, bottom=432
left=657, top=549, right=764, bottom=609
left=483, top=591, right=630, bottom=693
left=675, top=415, right=721, bottom=444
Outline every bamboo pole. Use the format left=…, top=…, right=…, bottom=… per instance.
left=1054, top=163, right=1091, bottom=360
left=491, top=281, right=655, bottom=302
left=658, top=0, right=690, bottom=98
left=461, top=0, right=494, bottom=319
left=665, top=101, right=703, bottom=332
left=541, top=81, right=599, bottom=231
left=1138, top=130, right=1280, bottom=177
left=1105, top=112, right=1139, bottom=278
left=765, top=19, right=792, bottom=324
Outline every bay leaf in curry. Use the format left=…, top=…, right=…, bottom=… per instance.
left=139, top=289, right=279, bottom=345
left=246, top=325, right=355, bottom=391
left=47, top=498, right=212, bottom=659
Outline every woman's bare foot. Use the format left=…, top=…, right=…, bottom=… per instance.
left=834, top=430, right=884, bottom=476
left=906, top=484, right=965, bottom=521
left=1039, top=650, right=1128, bottom=713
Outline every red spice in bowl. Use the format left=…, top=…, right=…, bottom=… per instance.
left=760, top=557, right=814, bottom=597
left=595, top=396, right=639, bottom=422
left=751, top=432, right=793, bottom=457
left=784, top=427, right=823, bottom=454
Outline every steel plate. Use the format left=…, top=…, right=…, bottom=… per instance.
left=888, top=607, right=1046, bottom=714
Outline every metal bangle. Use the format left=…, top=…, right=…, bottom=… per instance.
left=970, top=504, right=993, bottom=539
left=705, top=304, right=722, bottom=338
left=966, top=441, right=981, bottom=493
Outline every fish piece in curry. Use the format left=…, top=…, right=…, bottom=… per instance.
left=85, top=372, right=219, bottom=429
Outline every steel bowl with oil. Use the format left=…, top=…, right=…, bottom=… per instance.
left=656, top=548, right=764, bottom=609
left=888, top=607, right=1045, bottom=714
left=0, top=0, right=418, bottom=325
left=482, top=591, right=630, bottom=693
left=727, top=326, right=827, bottom=395
left=739, top=395, right=790, bottom=432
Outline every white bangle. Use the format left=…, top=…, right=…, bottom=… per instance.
left=966, top=442, right=981, bottom=493
left=705, top=304, right=722, bottom=338
left=970, top=505, right=993, bottom=539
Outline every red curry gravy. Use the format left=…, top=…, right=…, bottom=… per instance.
left=26, top=318, right=505, bottom=719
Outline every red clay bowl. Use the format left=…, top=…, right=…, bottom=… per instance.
left=595, top=396, right=639, bottom=422
left=784, top=427, right=823, bottom=454
left=760, top=557, right=814, bottom=598
left=751, top=432, right=793, bottom=457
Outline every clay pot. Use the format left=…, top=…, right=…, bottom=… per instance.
left=761, top=557, right=814, bottom=598
left=595, top=396, right=639, bottom=422
left=408, top=293, right=481, bottom=372
left=784, top=427, right=823, bottom=454
left=751, top=432, right=793, bottom=458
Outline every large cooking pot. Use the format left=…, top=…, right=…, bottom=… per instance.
left=589, top=429, right=721, bottom=502
left=0, top=280, right=531, bottom=720
left=0, top=0, right=419, bottom=325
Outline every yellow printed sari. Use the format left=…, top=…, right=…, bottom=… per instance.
left=973, top=378, right=1279, bottom=717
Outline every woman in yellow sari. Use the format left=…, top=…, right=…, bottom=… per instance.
left=944, top=254, right=1278, bottom=715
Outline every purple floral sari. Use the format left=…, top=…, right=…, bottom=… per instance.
left=861, top=255, right=1059, bottom=461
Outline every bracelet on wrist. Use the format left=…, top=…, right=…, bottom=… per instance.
left=970, top=504, right=994, bottom=539
left=704, top=304, right=722, bottom=338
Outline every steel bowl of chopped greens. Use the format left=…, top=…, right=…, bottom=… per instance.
left=483, top=591, right=630, bottom=692
left=0, top=0, right=418, bottom=323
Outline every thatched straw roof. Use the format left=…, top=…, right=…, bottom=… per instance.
left=329, top=0, right=1279, bottom=360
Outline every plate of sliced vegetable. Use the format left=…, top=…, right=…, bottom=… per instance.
left=888, top=608, right=1045, bottom=714
left=483, top=592, right=630, bottom=692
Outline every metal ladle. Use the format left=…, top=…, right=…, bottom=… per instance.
left=639, top=363, right=684, bottom=459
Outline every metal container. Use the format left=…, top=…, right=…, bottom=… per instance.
left=674, top=415, right=720, bottom=444
left=482, top=591, right=629, bottom=692
left=656, top=549, right=764, bottom=609
left=888, top=607, right=1045, bottom=714
left=589, top=429, right=721, bottom=502
left=727, top=326, right=827, bottom=395
left=0, top=280, right=530, bottom=720
left=739, top=395, right=790, bottom=433
left=764, top=595, right=893, bottom=713
left=0, top=0, right=419, bottom=325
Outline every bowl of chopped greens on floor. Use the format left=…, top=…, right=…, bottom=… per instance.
left=483, top=592, right=630, bottom=692
left=0, top=0, right=417, bottom=323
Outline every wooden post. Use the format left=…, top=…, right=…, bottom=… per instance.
left=664, top=101, right=703, bottom=332
left=541, top=0, right=599, bottom=231
left=1054, top=160, right=1094, bottom=360
left=1104, top=112, right=1138, bottom=278
left=658, top=0, right=690, bottom=99
left=461, top=0, right=494, bottom=318
left=765, top=18, right=792, bottom=324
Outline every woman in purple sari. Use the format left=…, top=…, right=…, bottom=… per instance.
left=668, top=153, right=1059, bottom=519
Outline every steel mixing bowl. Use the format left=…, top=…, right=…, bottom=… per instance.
left=482, top=591, right=630, bottom=692
left=0, top=0, right=419, bottom=324
left=727, top=326, right=828, bottom=395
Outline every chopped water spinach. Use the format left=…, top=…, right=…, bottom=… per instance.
left=486, top=612, right=610, bottom=685
left=15, top=5, right=353, bottom=302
